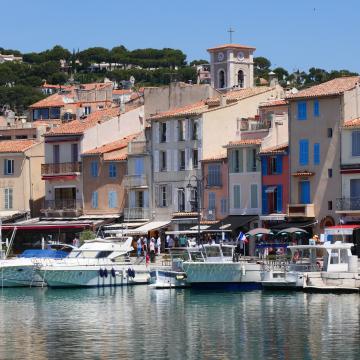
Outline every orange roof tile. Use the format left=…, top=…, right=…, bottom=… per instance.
left=0, top=139, right=39, bottom=153
left=227, top=138, right=262, bottom=147
left=259, top=143, right=288, bottom=155
left=343, top=117, right=360, bottom=128
left=201, top=154, right=227, bottom=162
left=207, top=43, right=256, bottom=52
left=292, top=171, right=315, bottom=177
left=45, top=107, right=120, bottom=136
left=113, top=89, right=132, bottom=95
left=286, top=77, right=360, bottom=100
left=83, top=133, right=139, bottom=155
left=149, top=101, right=208, bottom=120
left=106, top=153, right=128, bottom=161
left=30, top=93, right=74, bottom=108
left=259, top=99, right=288, bottom=108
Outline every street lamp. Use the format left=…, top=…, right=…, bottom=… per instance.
left=186, top=175, right=202, bottom=245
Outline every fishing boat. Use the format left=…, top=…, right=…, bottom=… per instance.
left=261, top=242, right=360, bottom=291
left=37, top=237, right=149, bottom=288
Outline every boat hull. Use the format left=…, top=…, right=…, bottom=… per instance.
left=149, top=269, right=188, bottom=289
left=0, top=261, right=44, bottom=287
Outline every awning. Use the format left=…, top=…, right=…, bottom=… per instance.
left=1, top=223, right=93, bottom=231
left=207, top=215, right=258, bottom=232
left=123, top=221, right=170, bottom=235
left=105, top=222, right=146, bottom=229
left=271, top=220, right=317, bottom=230
left=265, top=186, right=277, bottom=193
left=259, top=214, right=286, bottom=221
left=189, top=225, right=210, bottom=230
left=325, top=225, right=360, bottom=236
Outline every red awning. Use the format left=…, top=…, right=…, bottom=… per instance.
left=42, top=175, right=77, bottom=180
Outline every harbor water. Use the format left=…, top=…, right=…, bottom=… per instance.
left=0, top=287, right=359, bottom=360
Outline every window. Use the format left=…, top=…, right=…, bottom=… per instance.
left=313, top=100, right=319, bottom=117
left=71, top=143, right=78, bottom=163
left=177, top=188, right=185, bottom=212
left=190, top=188, right=198, bottom=211
left=160, top=122, right=167, bottom=142
left=327, top=128, right=333, bottom=138
left=328, top=201, right=333, bottom=211
left=4, top=159, right=14, bottom=175
left=53, top=144, right=60, bottom=164
left=238, top=70, right=244, bottom=88
left=160, top=185, right=167, bottom=207
left=299, top=139, right=309, bottom=166
left=299, top=181, right=310, bottom=204
left=50, top=107, right=61, bottom=119
left=328, top=168, right=333, bottom=178
left=33, top=108, right=49, bottom=120
left=15, top=135, right=27, bottom=140
left=91, top=161, right=98, bottom=177
left=4, top=188, right=13, bottom=209
left=178, top=119, right=185, bottom=141
left=109, top=163, right=117, bottom=178
left=268, top=155, right=282, bottom=175
left=91, top=191, right=98, bottom=208
left=207, top=164, right=221, bottom=186
left=191, top=120, right=199, bottom=140
left=250, top=184, right=258, bottom=208
left=179, top=150, right=185, bottom=170
left=297, top=101, right=307, bottom=120
left=233, top=185, right=241, bottom=209
left=314, top=143, right=320, bottom=165
left=192, top=149, right=198, bottom=169
left=219, top=70, right=226, bottom=89
left=352, top=131, right=360, bottom=156
left=220, top=198, right=227, bottom=215
left=208, top=192, right=216, bottom=210
left=160, top=151, right=167, bottom=171
left=134, top=158, right=144, bottom=175
left=247, top=148, right=258, bottom=172
left=230, top=149, right=243, bottom=173
left=84, top=106, right=91, bottom=115
left=108, top=191, right=117, bottom=208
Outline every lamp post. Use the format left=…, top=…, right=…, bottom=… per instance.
left=186, top=175, right=202, bottom=245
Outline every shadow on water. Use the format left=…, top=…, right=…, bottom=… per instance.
left=0, top=286, right=359, bottom=360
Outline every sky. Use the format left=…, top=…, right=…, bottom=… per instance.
left=2, top=0, right=360, bottom=73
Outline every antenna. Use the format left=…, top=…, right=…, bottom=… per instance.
left=227, top=27, right=235, bottom=43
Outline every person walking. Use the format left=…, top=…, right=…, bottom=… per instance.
left=137, top=237, right=142, bottom=257
left=143, top=237, right=148, bottom=259
left=156, top=235, right=161, bottom=255
left=149, top=238, right=156, bottom=263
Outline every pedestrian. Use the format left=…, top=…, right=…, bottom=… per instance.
left=156, top=235, right=161, bottom=255
left=149, top=238, right=156, bottom=263
left=166, top=235, right=170, bottom=249
left=137, top=237, right=142, bottom=257
left=143, top=237, right=148, bottom=258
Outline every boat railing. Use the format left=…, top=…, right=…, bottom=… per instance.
left=287, top=263, right=320, bottom=272
left=261, top=257, right=290, bottom=272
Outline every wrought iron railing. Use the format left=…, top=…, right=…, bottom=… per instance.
left=336, top=197, right=360, bottom=211
left=123, top=175, right=148, bottom=188
left=41, top=162, right=81, bottom=175
left=124, top=207, right=151, bottom=220
left=42, top=199, right=83, bottom=211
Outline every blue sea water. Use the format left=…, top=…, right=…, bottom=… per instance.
left=0, top=287, right=359, bottom=360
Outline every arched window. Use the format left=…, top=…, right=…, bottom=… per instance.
left=238, top=70, right=244, bottom=88
left=219, top=70, right=226, bottom=89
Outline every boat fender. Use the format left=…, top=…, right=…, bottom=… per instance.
left=128, top=268, right=135, bottom=278
left=242, top=265, right=246, bottom=276
left=99, top=268, right=104, bottom=278
left=104, top=268, right=108, bottom=278
left=111, top=268, right=116, bottom=278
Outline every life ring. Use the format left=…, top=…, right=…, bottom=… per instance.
left=99, top=268, right=104, bottom=278
left=104, top=268, right=108, bottom=278
left=111, top=268, right=116, bottom=278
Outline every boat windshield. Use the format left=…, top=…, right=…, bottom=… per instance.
left=170, top=249, right=190, bottom=261
left=188, top=250, right=205, bottom=262
left=221, top=246, right=234, bottom=258
left=204, top=246, right=221, bottom=258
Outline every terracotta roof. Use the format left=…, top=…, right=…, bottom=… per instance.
left=201, top=154, right=227, bottom=162
left=286, top=77, right=360, bottom=100
left=292, top=171, right=315, bottom=177
left=29, top=93, right=73, bottom=108
left=45, top=107, right=120, bottom=136
left=106, top=153, right=128, bottom=161
left=113, top=89, right=132, bottom=95
left=0, top=140, right=39, bottom=153
left=259, top=143, right=288, bottom=155
left=83, top=133, right=139, bottom=155
left=207, top=43, right=256, bottom=52
left=259, top=99, right=288, bottom=108
left=343, top=118, right=360, bottom=128
left=227, top=138, right=262, bottom=147
left=149, top=101, right=208, bottom=120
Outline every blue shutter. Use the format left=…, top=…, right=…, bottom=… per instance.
left=299, top=140, right=309, bottom=166
left=262, top=186, right=268, bottom=214
left=92, top=191, right=98, bottom=208
left=108, top=191, right=117, bottom=208
left=261, top=157, right=268, bottom=176
left=300, top=181, right=310, bottom=204
left=276, top=155, right=282, bottom=174
left=297, top=101, right=307, bottom=120
left=91, top=161, right=98, bottom=177
left=277, top=185, right=283, bottom=213
left=352, top=131, right=360, bottom=156
left=314, top=143, right=320, bottom=165
left=314, top=100, right=319, bottom=117
left=3, top=159, right=6, bottom=175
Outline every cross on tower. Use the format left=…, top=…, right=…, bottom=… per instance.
left=227, top=27, right=235, bottom=43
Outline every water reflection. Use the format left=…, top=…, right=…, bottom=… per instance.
left=0, top=287, right=359, bottom=360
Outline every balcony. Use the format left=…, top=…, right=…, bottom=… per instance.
left=336, top=197, right=360, bottom=213
left=204, top=208, right=216, bottom=221
left=123, top=175, right=148, bottom=188
left=41, top=199, right=83, bottom=217
left=128, top=141, right=147, bottom=155
left=41, top=162, right=82, bottom=177
left=124, top=207, right=151, bottom=221
left=240, top=120, right=270, bottom=132
left=287, top=204, right=315, bottom=218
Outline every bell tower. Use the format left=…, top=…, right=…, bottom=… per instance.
left=207, top=43, right=256, bottom=90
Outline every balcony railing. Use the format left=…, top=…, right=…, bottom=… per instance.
left=287, top=204, right=315, bottom=218
left=336, top=197, right=360, bottom=212
left=42, top=199, right=83, bottom=211
left=124, top=207, right=151, bottom=220
left=123, top=175, right=148, bottom=188
left=128, top=141, right=147, bottom=155
left=240, top=121, right=270, bottom=132
left=204, top=208, right=216, bottom=221
left=41, top=162, right=81, bottom=176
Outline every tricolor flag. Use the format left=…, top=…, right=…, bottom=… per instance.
left=236, top=231, right=248, bottom=243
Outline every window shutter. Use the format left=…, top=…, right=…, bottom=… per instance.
left=186, top=148, right=193, bottom=170
left=233, top=185, right=241, bottom=209
left=143, top=190, right=149, bottom=208
left=166, top=184, right=172, bottom=205
left=262, top=186, right=268, bottom=214
left=276, top=185, right=283, bottom=212
left=154, top=186, right=159, bottom=207
left=166, top=121, right=171, bottom=142
left=3, top=159, right=7, bottom=175
left=314, top=143, right=320, bottom=165
left=299, top=140, right=309, bottom=166
left=238, top=149, right=243, bottom=172
left=261, top=157, right=268, bottom=175
left=276, top=155, right=282, bottom=174
left=352, top=132, right=360, bottom=156
left=166, top=149, right=171, bottom=172
left=246, top=148, right=253, bottom=172
left=251, top=184, right=258, bottom=209
left=153, top=122, right=159, bottom=144
left=173, top=150, right=178, bottom=171
left=198, top=146, right=202, bottom=165
left=185, top=118, right=190, bottom=140
left=154, top=150, right=159, bottom=172
left=197, top=119, right=202, bottom=140
left=4, top=189, right=8, bottom=209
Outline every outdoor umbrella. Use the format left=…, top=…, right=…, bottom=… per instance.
left=279, top=227, right=308, bottom=235
left=246, top=228, right=273, bottom=236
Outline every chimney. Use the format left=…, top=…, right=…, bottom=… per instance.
left=268, top=71, right=278, bottom=87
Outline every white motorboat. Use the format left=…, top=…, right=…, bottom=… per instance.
left=149, top=248, right=189, bottom=289
left=0, top=245, right=73, bottom=288
left=37, top=237, right=149, bottom=288
left=181, top=244, right=263, bottom=290
left=261, top=242, right=360, bottom=291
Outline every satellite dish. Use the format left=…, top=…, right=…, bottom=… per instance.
left=129, top=76, right=135, bottom=85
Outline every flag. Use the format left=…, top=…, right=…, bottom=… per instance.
left=236, top=231, right=248, bottom=244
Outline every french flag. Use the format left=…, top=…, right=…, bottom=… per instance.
left=237, top=232, right=248, bottom=243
